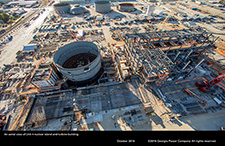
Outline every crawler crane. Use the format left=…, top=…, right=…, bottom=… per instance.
left=196, top=72, right=225, bottom=92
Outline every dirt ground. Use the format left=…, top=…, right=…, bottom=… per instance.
left=181, top=109, right=225, bottom=131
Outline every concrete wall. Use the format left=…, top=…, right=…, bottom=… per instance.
left=59, top=0, right=86, bottom=4
left=70, top=7, right=86, bottom=15
left=31, top=69, right=59, bottom=88
left=53, top=41, right=102, bottom=82
left=118, top=4, right=135, bottom=12
left=94, top=1, right=111, bottom=13
left=53, top=3, right=71, bottom=13
left=146, top=5, right=155, bottom=16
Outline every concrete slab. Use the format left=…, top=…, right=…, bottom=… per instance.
left=85, top=113, right=103, bottom=124
left=91, top=101, right=102, bottom=112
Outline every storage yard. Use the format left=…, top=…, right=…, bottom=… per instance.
left=0, top=0, right=225, bottom=132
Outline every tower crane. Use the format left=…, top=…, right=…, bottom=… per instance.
left=155, top=1, right=180, bottom=31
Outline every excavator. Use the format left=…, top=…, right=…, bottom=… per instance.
left=195, top=72, right=225, bottom=92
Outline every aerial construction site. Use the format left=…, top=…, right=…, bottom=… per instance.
left=0, top=0, right=225, bottom=132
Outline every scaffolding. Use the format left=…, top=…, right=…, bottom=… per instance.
left=119, top=28, right=217, bottom=86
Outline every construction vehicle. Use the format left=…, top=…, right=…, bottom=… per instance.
left=195, top=72, right=225, bottom=92
left=8, top=36, right=13, bottom=41
left=184, top=88, right=207, bottom=106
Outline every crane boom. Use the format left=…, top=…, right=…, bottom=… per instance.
left=156, top=1, right=180, bottom=31
left=184, top=88, right=207, bottom=106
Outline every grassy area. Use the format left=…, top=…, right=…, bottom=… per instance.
left=0, top=13, right=20, bottom=25
left=0, top=13, right=10, bottom=23
left=219, top=0, right=225, bottom=5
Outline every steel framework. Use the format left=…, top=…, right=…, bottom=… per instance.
left=120, top=28, right=217, bottom=85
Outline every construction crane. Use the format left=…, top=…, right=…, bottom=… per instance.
left=196, top=72, right=225, bottom=92
left=184, top=88, right=207, bottom=106
left=156, top=1, right=180, bottom=31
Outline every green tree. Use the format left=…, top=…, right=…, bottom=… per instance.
left=219, top=0, right=225, bottom=5
left=0, top=13, right=10, bottom=23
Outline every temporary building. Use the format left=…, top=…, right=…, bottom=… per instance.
left=23, top=44, right=38, bottom=52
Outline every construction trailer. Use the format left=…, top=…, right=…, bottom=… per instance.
left=118, top=28, right=217, bottom=86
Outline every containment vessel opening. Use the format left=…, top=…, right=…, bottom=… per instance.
left=53, top=41, right=102, bottom=82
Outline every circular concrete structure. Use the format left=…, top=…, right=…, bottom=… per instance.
left=53, top=41, right=101, bottom=82
left=118, top=3, right=135, bottom=12
left=53, top=2, right=70, bottom=14
left=94, top=1, right=111, bottom=13
left=70, top=6, right=86, bottom=15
